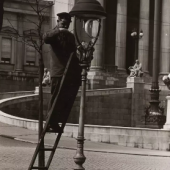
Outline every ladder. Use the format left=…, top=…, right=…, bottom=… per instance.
left=28, top=52, right=77, bottom=170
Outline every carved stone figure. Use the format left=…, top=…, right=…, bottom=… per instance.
left=42, top=68, right=51, bottom=86
left=163, top=74, right=170, bottom=90
left=129, top=60, right=143, bottom=77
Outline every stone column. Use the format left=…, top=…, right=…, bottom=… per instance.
left=159, top=0, right=170, bottom=78
left=146, top=0, right=165, bottom=129
left=126, top=77, right=144, bottom=127
left=0, top=35, right=2, bottom=61
left=115, top=0, right=127, bottom=75
left=90, top=0, right=106, bottom=71
left=164, top=96, right=170, bottom=129
left=138, top=0, right=150, bottom=76
left=11, top=37, right=15, bottom=64
left=15, top=14, right=23, bottom=71
left=88, top=0, right=111, bottom=89
left=35, top=50, right=39, bottom=66
left=87, top=0, right=119, bottom=89
left=104, top=1, right=117, bottom=73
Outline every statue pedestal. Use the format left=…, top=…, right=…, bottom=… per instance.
left=34, top=86, right=51, bottom=94
left=126, top=77, right=144, bottom=127
left=87, top=71, right=118, bottom=89
left=164, top=96, right=170, bottom=130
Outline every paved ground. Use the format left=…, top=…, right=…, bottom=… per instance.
left=1, top=136, right=170, bottom=170
left=0, top=122, right=170, bottom=169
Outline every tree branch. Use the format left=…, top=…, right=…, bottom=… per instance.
left=39, top=2, right=54, bottom=13
left=25, top=18, right=39, bottom=28
left=25, top=0, right=38, bottom=15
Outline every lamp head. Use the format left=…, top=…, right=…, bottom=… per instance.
left=69, top=0, right=106, bottom=20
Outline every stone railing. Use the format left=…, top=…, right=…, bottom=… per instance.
left=41, top=86, right=133, bottom=127
left=0, top=94, right=39, bottom=130
left=64, top=124, right=170, bottom=151
left=0, top=88, right=170, bottom=151
left=0, top=91, right=35, bottom=100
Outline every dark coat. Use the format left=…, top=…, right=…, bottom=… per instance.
left=43, top=27, right=81, bottom=86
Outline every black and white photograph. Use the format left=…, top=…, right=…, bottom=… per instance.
left=0, top=0, right=170, bottom=169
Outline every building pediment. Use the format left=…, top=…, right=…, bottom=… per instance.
left=1, top=26, right=17, bottom=34
left=23, top=29, right=39, bottom=37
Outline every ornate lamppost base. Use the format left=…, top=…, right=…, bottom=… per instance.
left=142, top=115, right=166, bottom=129
left=143, top=100, right=166, bottom=129
left=73, top=137, right=86, bottom=170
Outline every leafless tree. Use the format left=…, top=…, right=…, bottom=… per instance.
left=6, top=0, right=54, bottom=166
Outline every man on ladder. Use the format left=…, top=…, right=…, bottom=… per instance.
left=28, top=12, right=82, bottom=170
left=43, top=12, right=81, bottom=133
left=28, top=12, right=81, bottom=170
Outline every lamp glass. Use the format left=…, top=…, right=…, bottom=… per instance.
left=75, top=19, right=98, bottom=45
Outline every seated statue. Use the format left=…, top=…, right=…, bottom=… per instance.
left=128, top=60, right=143, bottom=77
left=163, top=74, right=170, bottom=90
left=42, top=68, right=51, bottom=86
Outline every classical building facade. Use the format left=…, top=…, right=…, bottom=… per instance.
left=0, top=0, right=51, bottom=92
left=51, top=0, right=170, bottom=89
left=0, top=0, right=169, bottom=91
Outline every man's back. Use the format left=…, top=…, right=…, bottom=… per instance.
left=44, top=27, right=81, bottom=85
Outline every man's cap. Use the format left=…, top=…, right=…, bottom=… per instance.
left=57, top=12, right=72, bottom=22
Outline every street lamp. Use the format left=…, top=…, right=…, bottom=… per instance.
left=131, top=28, right=143, bottom=61
left=144, top=0, right=166, bottom=128
left=69, top=0, right=106, bottom=169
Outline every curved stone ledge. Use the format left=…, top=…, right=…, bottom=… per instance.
left=0, top=110, right=39, bottom=131
left=63, top=124, right=170, bottom=151
left=0, top=91, right=170, bottom=151
left=0, top=94, right=38, bottom=109
left=0, top=91, right=35, bottom=100
left=0, top=94, right=39, bottom=130
left=35, top=86, right=132, bottom=96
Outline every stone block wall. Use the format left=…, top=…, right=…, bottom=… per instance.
left=0, top=72, right=38, bottom=92
left=0, top=79, right=37, bottom=92
left=126, top=77, right=145, bottom=127
left=64, top=124, right=170, bottom=151
left=1, top=100, right=39, bottom=120
left=1, top=87, right=132, bottom=127
left=43, top=87, right=132, bottom=127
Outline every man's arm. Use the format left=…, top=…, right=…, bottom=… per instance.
left=43, top=27, right=60, bottom=44
left=138, top=63, right=142, bottom=70
left=135, top=63, right=142, bottom=71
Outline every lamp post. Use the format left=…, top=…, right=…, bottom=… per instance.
left=145, top=0, right=165, bottom=128
left=69, top=0, right=106, bottom=169
left=131, top=29, right=143, bottom=61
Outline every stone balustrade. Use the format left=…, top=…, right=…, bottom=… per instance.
left=0, top=93, right=39, bottom=130
left=0, top=87, right=169, bottom=151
